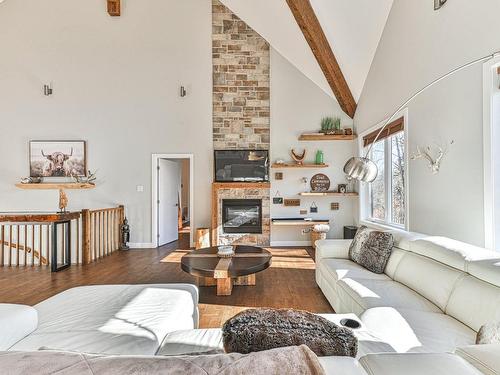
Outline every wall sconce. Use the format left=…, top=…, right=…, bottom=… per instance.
left=434, top=0, right=447, bottom=10
left=43, top=83, right=53, bottom=96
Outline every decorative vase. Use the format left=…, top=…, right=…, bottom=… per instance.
left=315, top=150, right=324, bottom=165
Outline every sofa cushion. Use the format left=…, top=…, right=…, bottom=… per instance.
left=446, top=276, right=500, bottom=332
left=349, top=227, right=394, bottom=274
left=10, top=284, right=199, bottom=356
left=157, top=329, right=223, bottom=356
left=467, top=258, right=500, bottom=287
left=476, top=322, right=500, bottom=344
left=359, top=353, right=483, bottom=375
left=384, top=248, right=407, bottom=280
left=0, top=345, right=326, bottom=375
left=222, top=309, right=358, bottom=357
left=361, top=307, right=475, bottom=354
left=455, top=344, right=500, bottom=375
left=410, top=237, right=496, bottom=271
left=320, top=259, right=391, bottom=283
left=393, top=252, right=464, bottom=311
left=336, top=278, right=441, bottom=314
left=0, top=304, right=38, bottom=350
left=316, top=239, right=352, bottom=260
left=318, top=356, right=368, bottom=375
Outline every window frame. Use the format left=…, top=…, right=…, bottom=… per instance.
left=359, top=110, right=410, bottom=231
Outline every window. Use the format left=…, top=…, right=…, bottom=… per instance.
left=363, top=118, right=406, bottom=228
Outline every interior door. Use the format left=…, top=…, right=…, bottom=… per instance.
left=158, top=159, right=181, bottom=246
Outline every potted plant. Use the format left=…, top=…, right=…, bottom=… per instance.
left=320, top=117, right=334, bottom=134
left=321, top=116, right=342, bottom=135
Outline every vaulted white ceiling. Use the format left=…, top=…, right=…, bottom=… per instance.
left=219, top=0, right=393, bottom=103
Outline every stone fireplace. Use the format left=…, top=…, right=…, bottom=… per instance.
left=211, top=1, right=271, bottom=247
left=222, top=199, right=262, bottom=234
left=212, top=183, right=270, bottom=246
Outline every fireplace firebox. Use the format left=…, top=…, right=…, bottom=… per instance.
left=222, top=199, right=262, bottom=234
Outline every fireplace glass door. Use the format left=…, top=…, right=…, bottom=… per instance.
left=222, top=199, right=262, bottom=234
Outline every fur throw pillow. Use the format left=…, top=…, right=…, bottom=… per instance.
left=476, top=322, right=500, bottom=344
left=349, top=226, right=394, bottom=274
left=222, top=308, right=358, bottom=357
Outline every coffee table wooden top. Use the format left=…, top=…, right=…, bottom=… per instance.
left=181, top=245, right=272, bottom=279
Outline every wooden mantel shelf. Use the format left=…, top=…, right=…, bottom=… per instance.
left=212, top=182, right=270, bottom=189
left=299, top=192, right=359, bottom=197
left=299, top=133, right=356, bottom=141
left=15, top=183, right=95, bottom=190
left=271, top=163, right=329, bottom=169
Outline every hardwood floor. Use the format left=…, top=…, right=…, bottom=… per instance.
left=0, top=234, right=333, bottom=328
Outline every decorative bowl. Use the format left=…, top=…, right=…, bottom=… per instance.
left=217, top=245, right=235, bottom=258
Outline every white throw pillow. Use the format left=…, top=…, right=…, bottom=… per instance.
left=0, top=304, right=38, bottom=350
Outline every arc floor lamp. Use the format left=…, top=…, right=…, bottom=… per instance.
left=344, top=50, right=500, bottom=183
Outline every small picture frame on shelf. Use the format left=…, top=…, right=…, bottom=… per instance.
left=273, top=197, right=284, bottom=205
left=338, top=184, right=347, bottom=194
left=331, top=202, right=340, bottom=211
left=275, top=172, right=284, bottom=180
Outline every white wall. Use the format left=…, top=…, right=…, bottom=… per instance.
left=355, top=0, right=500, bottom=246
left=0, top=0, right=212, bottom=245
left=270, top=49, right=357, bottom=245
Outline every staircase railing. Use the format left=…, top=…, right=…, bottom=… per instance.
left=0, top=205, right=124, bottom=268
left=82, top=205, right=124, bottom=264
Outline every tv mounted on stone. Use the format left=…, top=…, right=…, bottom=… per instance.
left=214, top=150, right=269, bottom=183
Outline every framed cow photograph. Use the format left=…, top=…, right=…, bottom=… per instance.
left=29, top=140, right=87, bottom=178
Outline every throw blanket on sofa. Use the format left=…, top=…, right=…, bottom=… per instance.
left=223, top=308, right=358, bottom=357
left=0, top=345, right=325, bottom=375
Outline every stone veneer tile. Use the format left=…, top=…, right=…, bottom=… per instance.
left=212, top=0, right=270, bottom=151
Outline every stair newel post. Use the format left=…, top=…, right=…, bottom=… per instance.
left=82, top=209, right=91, bottom=265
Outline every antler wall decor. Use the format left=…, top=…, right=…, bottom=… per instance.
left=291, top=149, right=306, bottom=165
left=410, top=141, right=454, bottom=174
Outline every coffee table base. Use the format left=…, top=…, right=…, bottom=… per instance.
left=197, top=274, right=256, bottom=296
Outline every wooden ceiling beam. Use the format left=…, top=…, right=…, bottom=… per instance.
left=286, top=0, right=357, bottom=118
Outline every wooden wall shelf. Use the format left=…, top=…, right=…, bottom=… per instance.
left=299, top=133, right=356, bottom=141
left=299, top=192, right=359, bottom=197
left=15, top=183, right=95, bottom=190
left=271, top=219, right=330, bottom=227
left=271, top=163, right=329, bottom=169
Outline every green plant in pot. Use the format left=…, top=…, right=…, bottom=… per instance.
left=333, top=117, right=342, bottom=134
left=321, top=117, right=335, bottom=134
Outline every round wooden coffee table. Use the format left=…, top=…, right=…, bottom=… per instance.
left=181, top=245, right=272, bottom=296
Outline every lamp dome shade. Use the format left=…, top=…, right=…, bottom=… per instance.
left=343, top=157, right=378, bottom=183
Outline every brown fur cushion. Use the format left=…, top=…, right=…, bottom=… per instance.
left=222, top=308, right=358, bottom=357
left=349, top=226, right=394, bottom=274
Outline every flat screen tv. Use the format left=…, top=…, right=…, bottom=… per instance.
left=214, top=150, right=269, bottom=182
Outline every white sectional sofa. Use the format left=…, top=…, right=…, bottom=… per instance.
left=4, top=284, right=199, bottom=356
left=1, top=233, right=500, bottom=375
left=315, top=229, right=500, bottom=357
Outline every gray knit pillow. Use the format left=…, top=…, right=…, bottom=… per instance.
left=349, top=226, right=394, bottom=274
left=476, top=322, right=500, bottom=344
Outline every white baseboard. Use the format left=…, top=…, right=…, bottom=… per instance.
left=127, top=242, right=156, bottom=249
left=270, top=241, right=312, bottom=247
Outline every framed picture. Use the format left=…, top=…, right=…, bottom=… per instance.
left=29, top=140, right=87, bottom=178
left=338, top=184, right=347, bottom=194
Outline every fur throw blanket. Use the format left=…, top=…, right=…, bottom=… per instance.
left=0, top=346, right=325, bottom=375
left=222, top=308, right=358, bottom=357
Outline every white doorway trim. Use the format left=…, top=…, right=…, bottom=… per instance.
left=483, top=56, right=500, bottom=250
left=152, top=153, right=195, bottom=248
